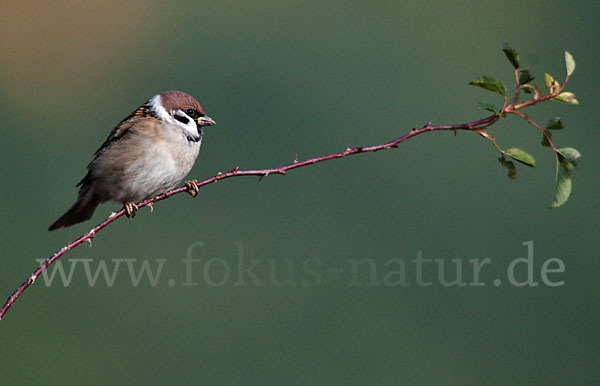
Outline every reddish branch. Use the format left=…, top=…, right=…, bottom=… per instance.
left=1, top=47, right=577, bottom=322
left=0, top=113, right=510, bottom=321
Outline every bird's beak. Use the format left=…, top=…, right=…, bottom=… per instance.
left=196, top=116, right=216, bottom=127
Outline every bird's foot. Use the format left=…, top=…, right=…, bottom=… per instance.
left=123, top=202, right=139, bottom=218
left=185, top=180, right=199, bottom=197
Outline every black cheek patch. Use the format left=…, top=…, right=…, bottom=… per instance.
left=174, top=114, right=190, bottom=125
left=186, top=135, right=201, bottom=143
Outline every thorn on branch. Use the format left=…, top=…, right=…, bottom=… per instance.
left=85, top=230, right=96, bottom=247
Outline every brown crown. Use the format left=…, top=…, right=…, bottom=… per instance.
left=159, top=90, right=205, bottom=114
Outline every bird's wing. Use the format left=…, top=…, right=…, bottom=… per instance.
left=77, top=105, right=158, bottom=188
left=92, top=102, right=154, bottom=157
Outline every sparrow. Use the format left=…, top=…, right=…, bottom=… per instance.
left=49, top=90, right=215, bottom=231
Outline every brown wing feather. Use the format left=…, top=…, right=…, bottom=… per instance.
left=77, top=102, right=155, bottom=187
left=93, top=102, right=154, bottom=157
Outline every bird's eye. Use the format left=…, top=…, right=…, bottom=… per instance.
left=186, top=109, right=195, bottom=116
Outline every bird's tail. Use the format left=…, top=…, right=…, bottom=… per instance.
left=48, top=195, right=99, bottom=231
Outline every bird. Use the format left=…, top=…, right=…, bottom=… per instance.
left=48, top=90, right=215, bottom=231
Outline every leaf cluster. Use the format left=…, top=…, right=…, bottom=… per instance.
left=470, top=44, right=581, bottom=208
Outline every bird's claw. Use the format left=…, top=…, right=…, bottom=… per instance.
left=124, top=202, right=139, bottom=218
left=185, top=180, right=199, bottom=197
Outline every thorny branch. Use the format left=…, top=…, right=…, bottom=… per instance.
left=0, top=117, right=497, bottom=320
left=0, top=57, right=575, bottom=321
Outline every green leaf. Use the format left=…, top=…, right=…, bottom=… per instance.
left=546, top=117, right=563, bottom=131
left=550, top=147, right=581, bottom=208
left=565, top=51, right=575, bottom=77
left=469, top=76, right=507, bottom=96
left=544, top=73, right=560, bottom=94
left=518, top=69, right=534, bottom=85
left=478, top=102, right=499, bottom=114
left=505, top=147, right=536, bottom=167
left=559, top=147, right=581, bottom=166
left=502, top=43, right=520, bottom=69
left=554, top=92, right=579, bottom=105
left=540, top=118, right=562, bottom=147
left=541, top=130, right=552, bottom=147
left=498, top=157, right=517, bottom=180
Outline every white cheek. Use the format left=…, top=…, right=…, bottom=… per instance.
left=182, top=117, right=199, bottom=137
left=149, top=94, right=171, bottom=122
left=149, top=95, right=199, bottom=137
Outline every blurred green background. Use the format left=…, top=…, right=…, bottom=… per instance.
left=1, top=0, right=598, bottom=384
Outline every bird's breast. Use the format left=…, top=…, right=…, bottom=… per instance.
left=131, top=133, right=200, bottom=198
